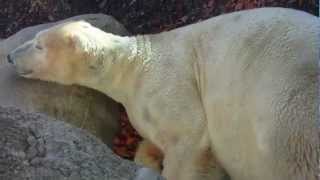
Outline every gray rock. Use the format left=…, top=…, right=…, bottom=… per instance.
left=0, top=106, right=141, bottom=180
left=0, top=14, right=130, bottom=145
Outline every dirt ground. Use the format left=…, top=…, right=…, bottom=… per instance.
left=0, top=0, right=318, bottom=159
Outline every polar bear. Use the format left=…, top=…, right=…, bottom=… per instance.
left=8, top=8, right=320, bottom=180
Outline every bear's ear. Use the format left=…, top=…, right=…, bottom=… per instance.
left=68, top=32, right=90, bottom=53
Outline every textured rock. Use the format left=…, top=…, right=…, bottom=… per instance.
left=0, top=14, right=129, bottom=145
left=0, top=106, right=141, bottom=180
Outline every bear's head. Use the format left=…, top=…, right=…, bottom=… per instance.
left=7, top=21, right=121, bottom=85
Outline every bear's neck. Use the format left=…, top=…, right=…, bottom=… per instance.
left=78, top=34, right=153, bottom=104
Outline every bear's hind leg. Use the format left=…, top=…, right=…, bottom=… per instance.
left=162, top=134, right=229, bottom=180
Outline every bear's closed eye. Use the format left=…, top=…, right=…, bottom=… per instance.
left=35, top=44, right=43, bottom=50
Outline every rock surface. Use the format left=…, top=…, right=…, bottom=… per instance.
left=0, top=14, right=129, bottom=145
left=0, top=106, right=164, bottom=180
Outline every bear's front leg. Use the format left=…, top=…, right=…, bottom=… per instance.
left=162, top=132, right=229, bottom=180
left=134, top=139, right=164, bottom=172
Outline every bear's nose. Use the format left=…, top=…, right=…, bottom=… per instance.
left=7, top=54, right=15, bottom=65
